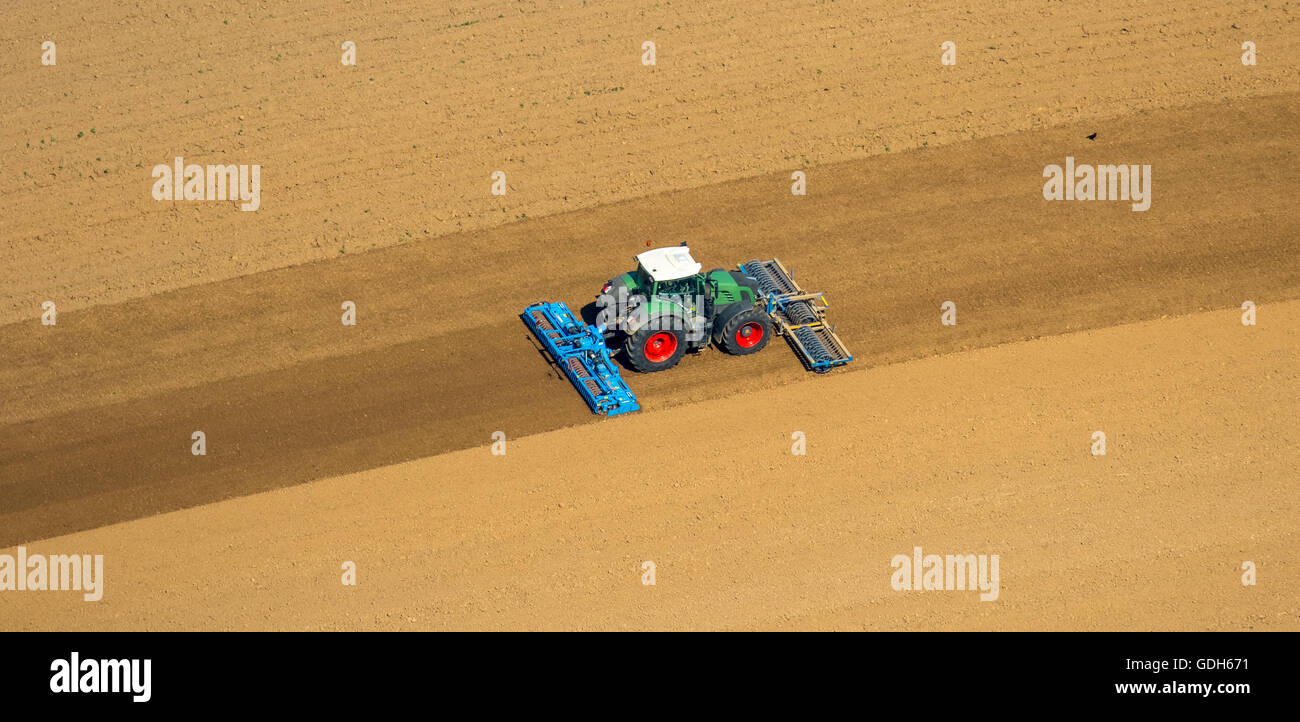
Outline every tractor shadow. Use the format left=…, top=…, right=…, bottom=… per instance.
left=578, top=301, right=601, bottom=326
left=518, top=312, right=563, bottom=381
left=522, top=333, right=562, bottom=380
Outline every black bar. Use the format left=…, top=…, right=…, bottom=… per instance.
left=0, top=632, right=1285, bottom=710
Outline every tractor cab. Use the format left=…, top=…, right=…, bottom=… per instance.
left=633, top=246, right=713, bottom=321
left=634, top=246, right=703, bottom=296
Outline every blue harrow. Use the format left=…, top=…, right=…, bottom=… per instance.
left=522, top=302, right=641, bottom=416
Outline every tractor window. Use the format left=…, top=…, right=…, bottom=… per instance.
left=655, top=278, right=697, bottom=297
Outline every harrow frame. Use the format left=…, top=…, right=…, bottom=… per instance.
left=521, top=301, right=641, bottom=416
left=739, top=258, right=854, bottom=373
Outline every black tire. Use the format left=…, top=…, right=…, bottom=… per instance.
left=624, top=325, right=688, bottom=372
left=718, top=308, right=772, bottom=356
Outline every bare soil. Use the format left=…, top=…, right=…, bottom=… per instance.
left=1, top=0, right=1296, bottom=630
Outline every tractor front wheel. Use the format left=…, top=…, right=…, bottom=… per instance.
left=718, top=308, right=772, bottom=356
left=624, top=326, right=688, bottom=372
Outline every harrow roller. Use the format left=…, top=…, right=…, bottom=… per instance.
left=739, top=258, right=854, bottom=374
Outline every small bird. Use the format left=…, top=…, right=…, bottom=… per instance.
left=1087, top=132, right=1097, bottom=140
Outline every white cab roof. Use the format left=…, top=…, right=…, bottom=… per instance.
left=636, top=246, right=702, bottom=282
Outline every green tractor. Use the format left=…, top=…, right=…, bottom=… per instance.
left=595, top=246, right=776, bottom=372
left=525, top=246, right=851, bottom=415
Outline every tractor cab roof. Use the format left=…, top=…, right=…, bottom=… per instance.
left=636, top=246, right=702, bottom=282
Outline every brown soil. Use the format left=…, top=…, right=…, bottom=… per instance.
left=1, top=303, right=1295, bottom=631
left=3, top=1, right=1296, bottom=322
left=1, top=0, right=1296, bottom=630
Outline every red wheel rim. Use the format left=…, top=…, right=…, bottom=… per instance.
left=644, top=332, right=678, bottom=363
left=735, top=322, right=764, bottom=348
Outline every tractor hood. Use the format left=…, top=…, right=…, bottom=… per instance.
left=602, top=271, right=643, bottom=297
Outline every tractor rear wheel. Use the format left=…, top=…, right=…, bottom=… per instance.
left=718, top=308, right=772, bottom=356
left=624, top=326, right=688, bottom=372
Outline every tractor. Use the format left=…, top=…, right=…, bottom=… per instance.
left=522, top=246, right=851, bottom=416
left=595, top=246, right=773, bottom=372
